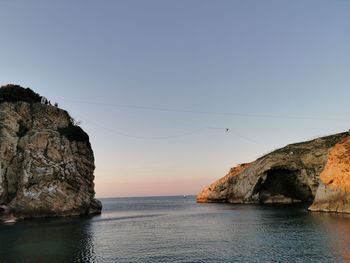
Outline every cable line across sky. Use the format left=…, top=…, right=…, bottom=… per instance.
left=59, top=99, right=350, bottom=122
left=57, top=99, right=349, bottom=144
left=81, top=118, right=262, bottom=144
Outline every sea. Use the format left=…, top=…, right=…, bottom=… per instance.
left=1, top=196, right=350, bottom=262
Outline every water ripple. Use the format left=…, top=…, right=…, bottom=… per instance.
left=0, top=197, right=349, bottom=262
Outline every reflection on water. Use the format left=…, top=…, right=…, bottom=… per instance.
left=0, top=216, right=95, bottom=262
left=310, top=212, right=350, bottom=261
left=2, top=197, right=350, bottom=262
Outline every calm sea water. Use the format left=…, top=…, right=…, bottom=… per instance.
left=1, top=196, right=350, bottom=262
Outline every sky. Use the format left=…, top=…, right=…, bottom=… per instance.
left=0, top=0, right=350, bottom=197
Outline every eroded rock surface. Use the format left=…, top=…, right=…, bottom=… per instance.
left=0, top=99, right=101, bottom=218
left=197, top=132, right=350, bottom=213
left=309, top=136, right=350, bottom=212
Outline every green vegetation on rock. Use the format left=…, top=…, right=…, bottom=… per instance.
left=58, top=124, right=90, bottom=144
left=0, top=84, right=42, bottom=104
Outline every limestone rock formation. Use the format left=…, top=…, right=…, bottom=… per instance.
left=309, top=136, right=350, bottom=212
left=0, top=85, right=102, bottom=220
left=197, top=132, right=350, bottom=213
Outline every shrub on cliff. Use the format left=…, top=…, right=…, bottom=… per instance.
left=58, top=124, right=89, bottom=142
left=0, top=84, right=42, bottom=104
left=58, top=124, right=92, bottom=150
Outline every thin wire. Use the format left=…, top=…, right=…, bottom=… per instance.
left=204, top=126, right=260, bottom=144
left=81, top=118, right=260, bottom=144
left=83, top=118, right=205, bottom=139
left=59, top=99, right=350, bottom=122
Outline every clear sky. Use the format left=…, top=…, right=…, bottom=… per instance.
left=1, top=0, right=350, bottom=197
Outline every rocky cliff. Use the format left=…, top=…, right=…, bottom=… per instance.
left=197, top=132, right=350, bottom=213
left=0, top=85, right=101, bottom=220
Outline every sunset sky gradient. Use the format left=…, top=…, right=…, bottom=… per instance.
left=1, top=0, right=350, bottom=197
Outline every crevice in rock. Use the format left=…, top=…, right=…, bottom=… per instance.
left=30, top=103, right=34, bottom=127
left=256, top=168, right=314, bottom=204
left=43, top=138, right=50, bottom=158
left=4, top=137, right=24, bottom=204
left=3, top=155, right=16, bottom=204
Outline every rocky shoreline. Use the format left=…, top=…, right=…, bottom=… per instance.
left=0, top=85, right=102, bottom=222
left=197, top=131, right=350, bottom=213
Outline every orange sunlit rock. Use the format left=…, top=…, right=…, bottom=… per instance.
left=197, top=131, right=350, bottom=213
left=196, top=163, right=252, bottom=203
left=320, top=137, right=350, bottom=192
left=309, top=136, right=350, bottom=213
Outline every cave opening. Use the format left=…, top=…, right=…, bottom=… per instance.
left=257, top=168, right=314, bottom=204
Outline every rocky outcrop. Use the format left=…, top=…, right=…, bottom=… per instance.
left=197, top=132, right=350, bottom=213
left=309, top=136, right=350, bottom=212
left=0, top=86, right=101, bottom=220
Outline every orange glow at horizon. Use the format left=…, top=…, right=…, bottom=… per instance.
left=94, top=177, right=216, bottom=198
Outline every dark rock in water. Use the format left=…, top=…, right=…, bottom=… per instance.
left=0, top=205, right=8, bottom=213
left=197, top=132, right=350, bottom=213
left=89, top=198, right=103, bottom=214
left=0, top=85, right=102, bottom=219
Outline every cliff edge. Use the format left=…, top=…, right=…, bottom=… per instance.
left=0, top=85, right=102, bottom=220
left=197, top=131, right=350, bottom=213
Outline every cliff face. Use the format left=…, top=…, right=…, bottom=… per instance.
left=309, top=136, right=350, bottom=212
left=0, top=98, right=102, bottom=219
left=197, top=132, right=350, bottom=213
